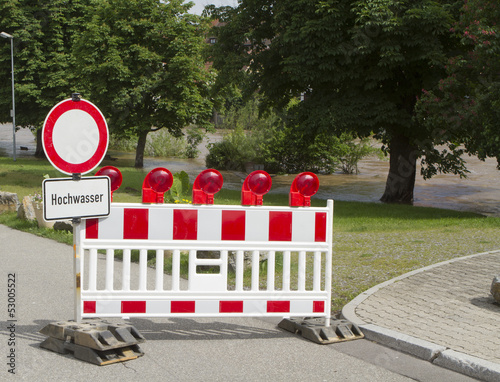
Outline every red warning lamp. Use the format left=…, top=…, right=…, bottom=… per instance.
left=242, top=170, right=272, bottom=206
left=95, top=166, right=122, bottom=202
left=193, top=169, right=223, bottom=204
left=289, top=172, right=319, bottom=207
left=142, top=167, right=173, bottom=203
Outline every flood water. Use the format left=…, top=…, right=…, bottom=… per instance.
left=1, top=123, right=499, bottom=217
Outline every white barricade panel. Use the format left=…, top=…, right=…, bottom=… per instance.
left=76, top=201, right=333, bottom=320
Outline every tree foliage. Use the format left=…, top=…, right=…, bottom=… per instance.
left=416, top=0, right=500, bottom=170
left=0, top=0, right=89, bottom=157
left=72, top=0, right=214, bottom=168
left=208, top=0, right=466, bottom=203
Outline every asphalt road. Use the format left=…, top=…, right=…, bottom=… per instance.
left=0, top=224, right=477, bottom=381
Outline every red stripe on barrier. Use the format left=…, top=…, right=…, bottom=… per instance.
left=121, top=301, right=146, bottom=314
left=269, top=212, right=292, bottom=241
left=85, top=219, right=98, bottom=239
left=315, top=212, right=327, bottom=242
left=83, top=301, right=96, bottom=314
left=221, top=210, right=245, bottom=241
left=123, top=209, right=149, bottom=240
left=173, top=210, right=198, bottom=240
left=219, top=300, right=244, bottom=313
left=313, top=301, right=325, bottom=313
left=267, top=301, right=290, bottom=313
left=171, top=301, right=196, bottom=313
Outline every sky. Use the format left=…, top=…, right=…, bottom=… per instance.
left=188, top=0, right=238, bottom=15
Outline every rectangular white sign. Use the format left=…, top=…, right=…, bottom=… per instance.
left=43, top=176, right=111, bottom=221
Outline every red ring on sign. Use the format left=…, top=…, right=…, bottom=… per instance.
left=42, top=98, right=108, bottom=175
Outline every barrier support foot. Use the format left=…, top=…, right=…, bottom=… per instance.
left=39, top=319, right=145, bottom=365
left=278, top=317, right=364, bottom=345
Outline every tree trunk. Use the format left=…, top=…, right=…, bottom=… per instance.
left=135, top=129, right=149, bottom=168
left=380, top=134, right=417, bottom=204
left=35, top=128, right=46, bottom=158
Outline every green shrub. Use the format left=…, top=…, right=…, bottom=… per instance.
left=254, top=126, right=341, bottom=174
left=206, top=127, right=258, bottom=170
left=184, top=127, right=205, bottom=159
left=145, top=129, right=186, bottom=157
left=108, top=135, right=137, bottom=152
left=207, top=95, right=378, bottom=174
left=206, top=123, right=343, bottom=174
left=109, top=129, right=187, bottom=158
left=336, top=133, right=379, bottom=174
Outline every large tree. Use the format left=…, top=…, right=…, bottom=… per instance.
left=73, top=0, right=214, bottom=168
left=0, top=0, right=89, bottom=157
left=208, top=0, right=465, bottom=203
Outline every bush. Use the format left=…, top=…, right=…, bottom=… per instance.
left=206, top=127, right=258, bottom=170
left=206, top=124, right=344, bottom=174
left=214, top=96, right=266, bottom=131
left=108, top=129, right=187, bottom=158
left=254, top=126, right=341, bottom=174
left=207, top=95, right=378, bottom=174
left=184, top=127, right=205, bottom=159
left=108, top=135, right=138, bottom=152
left=336, top=133, right=379, bottom=174
left=145, top=130, right=186, bottom=157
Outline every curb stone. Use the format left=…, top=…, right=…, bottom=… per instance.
left=341, top=250, right=500, bottom=382
left=433, top=350, right=500, bottom=382
left=360, top=324, right=446, bottom=362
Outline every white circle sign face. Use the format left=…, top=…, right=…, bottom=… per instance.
left=52, top=109, right=100, bottom=164
left=42, top=98, right=108, bottom=175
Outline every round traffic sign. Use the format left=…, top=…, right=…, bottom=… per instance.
left=42, top=98, right=108, bottom=175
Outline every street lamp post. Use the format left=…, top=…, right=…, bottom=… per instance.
left=1, top=32, right=16, bottom=161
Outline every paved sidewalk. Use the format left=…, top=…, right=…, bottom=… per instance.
left=342, top=250, right=500, bottom=382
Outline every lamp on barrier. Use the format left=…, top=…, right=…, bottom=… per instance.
left=289, top=172, right=319, bottom=207
left=242, top=170, right=272, bottom=206
left=95, top=166, right=122, bottom=201
left=192, top=169, right=223, bottom=204
left=142, top=167, right=173, bottom=203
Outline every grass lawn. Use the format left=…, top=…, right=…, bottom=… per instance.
left=1, top=156, right=499, bottom=312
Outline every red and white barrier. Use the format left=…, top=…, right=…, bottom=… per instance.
left=84, top=205, right=327, bottom=244
left=74, top=200, right=333, bottom=323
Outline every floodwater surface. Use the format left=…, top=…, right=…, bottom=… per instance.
left=1, top=124, right=499, bottom=216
